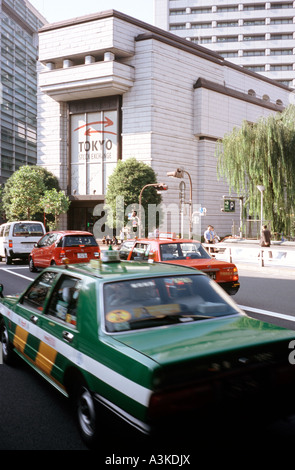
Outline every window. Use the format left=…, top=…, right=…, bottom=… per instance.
left=244, top=3, right=265, bottom=10
left=170, top=9, right=186, bottom=15
left=160, top=242, right=210, bottom=261
left=46, top=275, right=82, bottom=327
left=191, top=22, right=212, bottom=29
left=270, top=49, right=292, bottom=55
left=217, top=6, right=239, bottom=12
left=199, top=37, right=212, bottom=44
left=243, top=50, right=265, bottom=56
left=12, top=222, right=44, bottom=237
left=21, top=272, right=58, bottom=311
left=270, top=64, right=293, bottom=70
left=270, top=18, right=293, bottom=24
left=243, top=20, right=265, bottom=26
left=129, top=243, right=150, bottom=260
left=191, top=8, right=211, bottom=14
left=37, top=233, right=59, bottom=247
left=244, top=35, right=265, bottom=41
left=270, top=2, right=293, bottom=9
left=219, top=51, right=239, bottom=57
left=217, top=36, right=238, bottom=43
left=103, top=275, right=238, bottom=333
left=244, top=65, right=265, bottom=71
left=217, top=21, right=239, bottom=28
left=170, top=24, right=186, bottom=30
left=59, top=235, right=98, bottom=247
left=270, top=33, right=293, bottom=40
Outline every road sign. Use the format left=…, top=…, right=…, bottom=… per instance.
left=224, top=199, right=235, bottom=212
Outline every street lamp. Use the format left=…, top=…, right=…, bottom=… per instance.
left=138, top=183, right=168, bottom=237
left=167, top=168, right=193, bottom=239
left=257, top=185, right=265, bottom=233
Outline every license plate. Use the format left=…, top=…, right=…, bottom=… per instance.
left=208, top=272, right=216, bottom=280
left=77, top=253, right=88, bottom=259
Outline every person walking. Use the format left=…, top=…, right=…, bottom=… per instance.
left=204, top=225, right=214, bottom=244
left=260, top=225, right=271, bottom=247
left=260, top=225, right=272, bottom=259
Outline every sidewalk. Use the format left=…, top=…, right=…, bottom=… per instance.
left=211, top=238, right=295, bottom=270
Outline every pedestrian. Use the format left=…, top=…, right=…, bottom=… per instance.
left=260, top=225, right=271, bottom=247
left=204, top=225, right=214, bottom=244
left=120, top=229, right=125, bottom=244
left=260, top=225, right=272, bottom=259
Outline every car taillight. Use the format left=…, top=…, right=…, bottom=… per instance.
left=148, top=384, right=213, bottom=419
left=9, top=240, right=13, bottom=248
left=60, top=250, right=66, bottom=258
left=233, top=267, right=239, bottom=281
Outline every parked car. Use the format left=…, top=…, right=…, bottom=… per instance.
left=0, top=220, right=45, bottom=264
left=29, top=230, right=100, bottom=271
left=119, top=235, right=240, bottom=295
left=1, top=249, right=295, bottom=447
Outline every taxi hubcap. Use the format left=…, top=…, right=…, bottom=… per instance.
left=78, top=387, right=96, bottom=437
left=1, top=327, right=9, bottom=357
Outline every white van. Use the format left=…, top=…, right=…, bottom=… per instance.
left=0, top=221, right=46, bottom=264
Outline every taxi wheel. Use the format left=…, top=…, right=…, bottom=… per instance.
left=1, top=322, right=15, bottom=365
left=76, top=384, right=98, bottom=447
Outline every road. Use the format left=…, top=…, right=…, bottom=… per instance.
left=1, top=262, right=295, bottom=450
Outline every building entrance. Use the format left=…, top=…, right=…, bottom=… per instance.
left=68, top=201, right=102, bottom=234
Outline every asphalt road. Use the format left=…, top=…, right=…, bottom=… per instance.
left=1, top=262, right=295, bottom=451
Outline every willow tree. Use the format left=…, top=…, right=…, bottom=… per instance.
left=216, top=105, right=295, bottom=235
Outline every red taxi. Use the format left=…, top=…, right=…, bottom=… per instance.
left=119, top=235, right=240, bottom=295
left=29, top=230, right=100, bottom=271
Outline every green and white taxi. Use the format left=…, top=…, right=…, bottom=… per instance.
left=1, top=249, right=295, bottom=447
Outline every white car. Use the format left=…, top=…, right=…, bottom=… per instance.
left=0, top=220, right=45, bottom=264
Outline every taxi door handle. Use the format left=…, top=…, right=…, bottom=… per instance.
left=30, top=315, right=38, bottom=324
left=63, top=331, right=74, bottom=343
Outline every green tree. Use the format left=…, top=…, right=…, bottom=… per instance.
left=40, top=188, right=70, bottom=230
left=104, top=158, right=163, bottom=234
left=216, top=105, right=295, bottom=235
left=2, top=166, right=61, bottom=222
left=3, top=166, right=46, bottom=220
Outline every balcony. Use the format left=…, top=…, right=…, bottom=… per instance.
left=39, top=60, right=134, bottom=101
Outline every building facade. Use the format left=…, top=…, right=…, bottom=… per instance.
left=0, top=0, right=46, bottom=183
left=155, top=0, right=295, bottom=88
left=37, top=10, right=292, bottom=238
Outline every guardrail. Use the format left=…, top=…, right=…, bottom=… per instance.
left=206, top=243, right=295, bottom=268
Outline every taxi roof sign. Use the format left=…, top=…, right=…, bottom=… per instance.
left=99, top=246, right=121, bottom=263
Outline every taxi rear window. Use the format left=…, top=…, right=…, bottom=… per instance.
left=160, top=242, right=211, bottom=261
left=103, top=274, right=239, bottom=333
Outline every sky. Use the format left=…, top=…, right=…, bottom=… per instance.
left=29, top=0, right=154, bottom=25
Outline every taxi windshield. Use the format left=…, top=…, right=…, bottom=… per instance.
left=160, top=242, right=211, bottom=261
left=103, top=274, right=239, bottom=333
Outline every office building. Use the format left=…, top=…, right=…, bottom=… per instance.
left=37, top=10, right=291, bottom=237
left=0, top=0, right=46, bottom=183
left=155, top=0, right=295, bottom=88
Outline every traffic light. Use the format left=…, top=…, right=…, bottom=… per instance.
left=223, top=199, right=235, bottom=212
left=167, top=169, right=184, bottom=178
left=154, top=183, right=168, bottom=191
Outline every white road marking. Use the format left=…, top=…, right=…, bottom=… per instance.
left=239, top=304, right=295, bottom=323
left=1, top=268, right=33, bottom=281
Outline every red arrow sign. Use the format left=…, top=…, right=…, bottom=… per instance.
left=74, top=117, right=116, bottom=135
